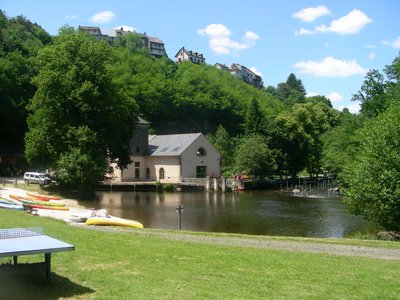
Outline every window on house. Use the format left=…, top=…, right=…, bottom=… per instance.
left=196, top=166, right=207, bottom=178
left=135, top=162, right=140, bottom=167
left=136, top=147, right=140, bottom=153
left=159, top=168, right=165, bottom=180
left=135, top=168, right=140, bottom=179
left=196, top=148, right=207, bottom=156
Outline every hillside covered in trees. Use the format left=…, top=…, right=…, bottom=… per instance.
left=1, top=11, right=399, bottom=184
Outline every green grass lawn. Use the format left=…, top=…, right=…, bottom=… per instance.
left=0, top=209, right=399, bottom=299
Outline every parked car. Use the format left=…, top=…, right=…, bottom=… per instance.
left=23, top=172, right=52, bottom=185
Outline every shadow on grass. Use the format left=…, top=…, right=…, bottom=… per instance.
left=0, top=272, right=95, bottom=299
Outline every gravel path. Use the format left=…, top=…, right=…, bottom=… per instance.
left=137, top=230, right=400, bottom=261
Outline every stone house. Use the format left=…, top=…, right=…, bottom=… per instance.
left=215, top=63, right=264, bottom=89
left=111, top=118, right=221, bottom=183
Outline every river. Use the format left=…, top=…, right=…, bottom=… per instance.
left=77, top=189, right=380, bottom=238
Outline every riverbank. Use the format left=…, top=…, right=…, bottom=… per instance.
left=1, top=208, right=400, bottom=299
left=1, top=185, right=400, bottom=259
left=0, top=186, right=88, bottom=222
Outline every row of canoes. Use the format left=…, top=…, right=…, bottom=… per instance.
left=1, top=193, right=144, bottom=229
left=2, top=193, right=69, bottom=211
left=0, top=197, right=24, bottom=210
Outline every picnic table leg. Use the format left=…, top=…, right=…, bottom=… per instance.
left=13, top=256, right=18, bottom=265
left=45, top=253, right=51, bottom=280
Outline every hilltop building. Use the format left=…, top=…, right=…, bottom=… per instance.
left=78, top=26, right=165, bottom=58
left=215, top=63, right=263, bottom=89
left=111, top=118, right=220, bottom=183
left=175, top=47, right=206, bottom=64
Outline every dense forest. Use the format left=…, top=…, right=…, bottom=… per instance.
left=1, top=11, right=400, bottom=229
left=0, top=10, right=398, bottom=179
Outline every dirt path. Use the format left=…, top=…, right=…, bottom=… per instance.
left=139, top=230, right=400, bottom=261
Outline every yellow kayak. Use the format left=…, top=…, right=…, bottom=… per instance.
left=86, top=216, right=143, bottom=228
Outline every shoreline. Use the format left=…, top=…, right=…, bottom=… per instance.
left=2, top=186, right=400, bottom=261
left=0, top=186, right=88, bottom=223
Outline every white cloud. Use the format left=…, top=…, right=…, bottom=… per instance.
left=249, top=67, right=262, bottom=76
left=327, top=92, right=343, bottom=102
left=365, top=44, right=376, bottom=49
left=382, top=37, right=400, bottom=49
left=315, top=9, right=371, bottom=35
left=307, top=91, right=343, bottom=102
left=339, top=102, right=361, bottom=114
left=198, top=24, right=260, bottom=55
left=292, top=5, right=330, bottom=22
left=90, top=10, right=115, bottom=23
left=293, top=56, right=367, bottom=77
left=244, top=31, right=260, bottom=41
left=295, top=28, right=315, bottom=36
left=114, top=25, right=136, bottom=32
left=369, top=52, right=376, bottom=60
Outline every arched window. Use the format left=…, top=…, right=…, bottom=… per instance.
left=159, top=168, right=165, bottom=180
left=196, top=147, right=207, bottom=156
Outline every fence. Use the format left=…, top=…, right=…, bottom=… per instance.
left=1, top=177, right=25, bottom=186
left=179, top=177, right=207, bottom=186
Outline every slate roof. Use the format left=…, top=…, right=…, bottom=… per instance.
left=148, top=133, right=202, bottom=156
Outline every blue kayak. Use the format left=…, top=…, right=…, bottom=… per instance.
left=0, top=202, right=24, bottom=210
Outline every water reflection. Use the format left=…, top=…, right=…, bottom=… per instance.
left=78, top=190, right=380, bottom=238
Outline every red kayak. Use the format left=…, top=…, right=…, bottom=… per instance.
left=26, top=192, right=62, bottom=201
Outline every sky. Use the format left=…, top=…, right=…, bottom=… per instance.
left=2, top=0, right=400, bottom=113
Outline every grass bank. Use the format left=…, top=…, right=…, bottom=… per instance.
left=1, top=210, right=400, bottom=299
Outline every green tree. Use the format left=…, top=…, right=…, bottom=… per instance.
left=275, top=73, right=306, bottom=106
left=321, top=110, right=364, bottom=176
left=113, top=33, right=145, bottom=53
left=25, top=32, right=138, bottom=188
left=306, top=95, right=333, bottom=108
left=234, top=135, right=276, bottom=176
left=352, top=69, right=388, bottom=118
left=384, top=54, right=400, bottom=101
left=269, top=102, right=337, bottom=176
left=244, top=98, right=265, bottom=135
left=286, top=73, right=306, bottom=95
left=0, top=10, right=52, bottom=152
left=207, top=125, right=234, bottom=171
left=113, top=50, right=176, bottom=130
left=342, top=103, right=400, bottom=230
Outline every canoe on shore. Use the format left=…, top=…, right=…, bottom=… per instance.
left=19, top=198, right=66, bottom=207
left=10, top=195, right=65, bottom=207
left=23, top=203, right=69, bottom=211
left=10, top=194, right=38, bottom=201
left=0, top=197, right=16, bottom=205
left=0, top=202, right=24, bottom=210
left=26, top=192, right=62, bottom=201
left=86, top=216, right=143, bottom=228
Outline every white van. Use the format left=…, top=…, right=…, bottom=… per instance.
left=23, top=172, right=52, bottom=185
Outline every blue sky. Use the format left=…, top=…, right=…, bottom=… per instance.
left=2, top=0, right=400, bottom=112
